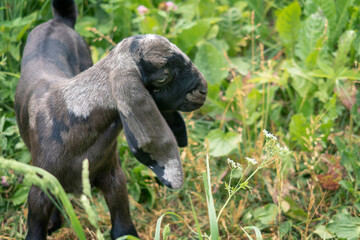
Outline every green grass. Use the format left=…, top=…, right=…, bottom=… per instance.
left=1, top=0, right=360, bottom=239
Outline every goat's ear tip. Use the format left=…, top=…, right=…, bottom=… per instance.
left=170, top=180, right=184, bottom=189
left=150, top=158, right=183, bottom=189
left=163, top=176, right=183, bottom=189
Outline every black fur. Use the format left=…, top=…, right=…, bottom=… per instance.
left=16, top=1, right=207, bottom=239
left=52, top=0, right=77, bottom=28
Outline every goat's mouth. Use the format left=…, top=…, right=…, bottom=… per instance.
left=179, top=101, right=204, bottom=112
left=179, top=88, right=207, bottom=112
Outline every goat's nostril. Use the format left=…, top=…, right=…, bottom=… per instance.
left=199, top=89, right=207, bottom=95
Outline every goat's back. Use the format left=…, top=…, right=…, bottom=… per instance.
left=19, top=19, right=92, bottom=82
left=15, top=19, right=92, bottom=150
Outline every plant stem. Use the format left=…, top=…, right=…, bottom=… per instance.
left=216, top=193, right=233, bottom=222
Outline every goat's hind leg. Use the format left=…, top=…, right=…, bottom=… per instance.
left=48, top=206, right=63, bottom=235
left=95, top=163, right=138, bottom=239
left=25, top=186, right=54, bottom=240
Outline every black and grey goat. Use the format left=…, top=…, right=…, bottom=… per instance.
left=15, top=0, right=207, bottom=239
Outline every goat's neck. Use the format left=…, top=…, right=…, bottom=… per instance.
left=61, top=56, right=120, bottom=118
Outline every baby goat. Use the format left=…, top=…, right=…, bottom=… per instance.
left=15, top=0, right=207, bottom=239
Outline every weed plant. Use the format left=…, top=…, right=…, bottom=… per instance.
left=1, top=0, right=360, bottom=239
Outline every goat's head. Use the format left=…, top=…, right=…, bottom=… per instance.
left=130, top=34, right=207, bottom=111
left=110, top=34, right=207, bottom=189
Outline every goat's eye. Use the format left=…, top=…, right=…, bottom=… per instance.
left=156, top=77, right=167, bottom=84
left=152, top=75, right=170, bottom=87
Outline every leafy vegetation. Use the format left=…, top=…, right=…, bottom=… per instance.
left=1, top=0, right=360, bottom=239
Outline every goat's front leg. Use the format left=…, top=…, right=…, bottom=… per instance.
left=25, top=186, right=54, bottom=240
left=95, top=162, right=138, bottom=239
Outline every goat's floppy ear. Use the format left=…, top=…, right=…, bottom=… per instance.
left=110, top=65, right=183, bottom=189
left=161, top=111, right=187, bottom=147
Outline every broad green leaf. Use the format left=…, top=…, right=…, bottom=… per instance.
left=336, top=68, right=360, bottom=80
left=279, top=221, right=292, bottom=238
left=334, top=30, right=356, bottom=70
left=199, top=0, right=217, bottom=17
left=276, top=1, right=301, bottom=56
left=314, top=0, right=336, bottom=22
left=314, top=224, right=335, bottom=239
left=75, top=16, right=98, bottom=37
left=220, top=7, right=243, bottom=55
left=253, top=204, right=278, bottom=229
left=313, top=60, right=335, bottom=79
left=284, top=60, right=316, bottom=100
left=9, top=43, right=20, bottom=61
left=208, top=38, right=229, bottom=54
left=9, top=186, right=29, bottom=206
left=176, top=3, right=197, bottom=21
left=139, top=16, right=161, bottom=35
left=225, top=75, right=242, bottom=99
left=16, top=21, right=36, bottom=41
left=174, top=20, right=211, bottom=52
left=220, top=8, right=242, bottom=38
left=314, top=79, right=330, bottom=103
left=230, top=57, right=251, bottom=76
left=338, top=180, right=354, bottom=193
left=206, top=24, right=219, bottom=40
left=294, top=97, right=314, bottom=117
left=283, top=60, right=316, bottom=85
left=289, top=114, right=309, bottom=149
left=194, top=42, right=228, bottom=85
left=327, top=211, right=360, bottom=240
left=0, top=116, right=5, bottom=132
left=281, top=197, right=308, bottom=222
left=206, top=129, right=241, bottom=157
left=355, top=200, right=360, bottom=213
left=303, top=0, right=318, bottom=16
left=244, top=88, right=262, bottom=113
left=291, top=74, right=316, bottom=98
left=295, top=10, right=326, bottom=69
left=332, top=0, right=353, bottom=45
left=314, top=0, right=336, bottom=37
left=323, top=94, right=338, bottom=120
left=231, top=166, right=243, bottom=179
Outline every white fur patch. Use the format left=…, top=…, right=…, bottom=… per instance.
left=162, top=158, right=183, bottom=189
left=62, top=66, right=117, bottom=117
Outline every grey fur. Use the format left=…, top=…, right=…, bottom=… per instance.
left=15, top=3, right=207, bottom=239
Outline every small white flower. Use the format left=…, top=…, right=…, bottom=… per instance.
left=226, top=158, right=241, bottom=169
left=263, top=129, right=277, bottom=140
left=280, top=145, right=292, bottom=155
left=245, top=157, right=257, bottom=165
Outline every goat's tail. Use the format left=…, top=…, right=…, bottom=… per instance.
left=52, top=0, right=77, bottom=28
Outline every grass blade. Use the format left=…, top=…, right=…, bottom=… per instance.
left=0, top=158, right=86, bottom=240
left=189, top=194, right=204, bottom=240
left=154, top=211, right=202, bottom=239
left=242, top=226, right=263, bottom=240
left=203, top=155, right=219, bottom=240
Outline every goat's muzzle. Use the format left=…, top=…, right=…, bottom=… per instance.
left=181, top=73, right=207, bottom=112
